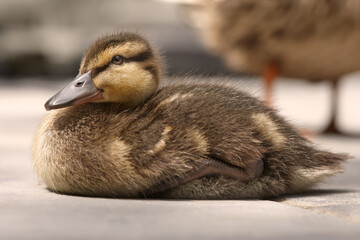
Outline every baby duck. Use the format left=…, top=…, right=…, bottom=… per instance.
left=32, top=32, right=348, bottom=199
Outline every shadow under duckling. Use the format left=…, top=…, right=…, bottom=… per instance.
left=32, top=32, right=348, bottom=199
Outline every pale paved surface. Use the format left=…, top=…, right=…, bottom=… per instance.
left=1, top=75, right=360, bottom=240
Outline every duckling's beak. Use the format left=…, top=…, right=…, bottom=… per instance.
left=45, top=70, right=104, bottom=111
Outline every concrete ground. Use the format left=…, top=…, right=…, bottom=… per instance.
left=1, top=75, right=360, bottom=240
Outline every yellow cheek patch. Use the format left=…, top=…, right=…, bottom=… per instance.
left=92, top=62, right=158, bottom=107
left=83, top=42, right=149, bottom=71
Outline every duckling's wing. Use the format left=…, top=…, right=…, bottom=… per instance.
left=144, top=156, right=263, bottom=197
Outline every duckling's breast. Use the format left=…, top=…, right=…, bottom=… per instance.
left=32, top=104, right=146, bottom=197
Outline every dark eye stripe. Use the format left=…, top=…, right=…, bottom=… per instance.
left=126, top=51, right=152, bottom=62
left=91, top=50, right=153, bottom=77
left=92, top=63, right=110, bottom=77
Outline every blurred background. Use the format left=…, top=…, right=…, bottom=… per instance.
left=0, top=0, right=230, bottom=77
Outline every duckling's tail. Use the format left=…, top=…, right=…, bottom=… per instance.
left=158, top=150, right=349, bottom=200
left=287, top=150, right=349, bottom=194
left=233, top=150, right=350, bottom=199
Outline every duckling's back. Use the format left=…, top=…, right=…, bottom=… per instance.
left=32, top=82, right=348, bottom=199
left=149, top=83, right=348, bottom=198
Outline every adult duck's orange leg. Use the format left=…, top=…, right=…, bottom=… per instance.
left=323, top=79, right=341, bottom=134
left=263, top=62, right=314, bottom=138
left=263, top=61, right=279, bottom=107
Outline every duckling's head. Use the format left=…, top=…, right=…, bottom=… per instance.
left=45, top=32, right=162, bottom=110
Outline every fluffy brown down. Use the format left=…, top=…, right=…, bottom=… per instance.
left=32, top=32, right=348, bottom=199
left=33, top=81, right=348, bottom=199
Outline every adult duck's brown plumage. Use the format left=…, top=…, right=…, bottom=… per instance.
left=32, top=32, right=348, bottom=199
left=180, top=0, right=360, bottom=133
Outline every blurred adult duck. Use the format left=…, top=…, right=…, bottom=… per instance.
left=176, top=0, right=360, bottom=133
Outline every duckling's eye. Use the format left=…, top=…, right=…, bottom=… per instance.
left=111, top=55, right=124, bottom=65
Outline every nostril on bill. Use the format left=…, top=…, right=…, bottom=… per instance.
left=75, top=81, right=84, bottom=87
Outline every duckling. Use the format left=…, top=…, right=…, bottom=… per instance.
left=32, top=32, right=348, bottom=199
left=181, top=0, right=360, bottom=133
